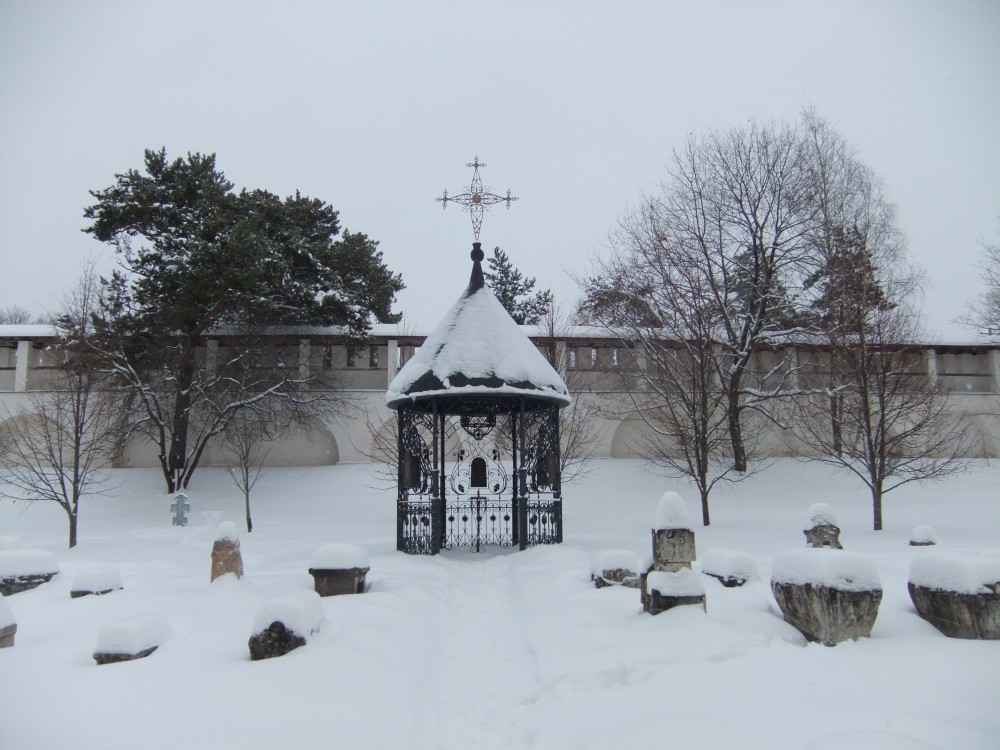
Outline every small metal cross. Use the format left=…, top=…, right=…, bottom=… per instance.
left=436, top=157, right=518, bottom=240
left=171, top=491, right=190, bottom=527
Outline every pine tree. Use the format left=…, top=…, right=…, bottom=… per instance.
left=484, top=246, right=552, bottom=325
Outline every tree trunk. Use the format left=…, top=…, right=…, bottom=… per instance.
left=68, top=509, right=78, bottom=549
left=700, top=488, right=711, bottom=527
left=168, top=347, right=196, bottom=491
left=872, top=480, right=883, bottom=531
left=245, top=490, right=253, bottom=533
left=829, top=393, right=843, bottom=457
left=727, top=398, right=747, bottom=473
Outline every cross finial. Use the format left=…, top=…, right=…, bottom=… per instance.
left=436, top=156, right=518, bottom=240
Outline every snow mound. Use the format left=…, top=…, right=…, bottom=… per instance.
left=591, top=549, right=640, bottom=576
left=702, top=547, right=757, bottom=581
left=0, top=536, right=21, bottom=549
left=0, top=594, right=14, bottom=628
left=908, top=550, right=1000, bottom=594
left=771, top=549, right=881, bottom=592
left=94, top=612, right=172, bottom=656
left=647, top=568, right=705, bottom=597
left=0, top=549, right=59, bottom=578
left=309, top=543, right=370, bottom=570
left=909, top=525, right=937, bottom=545
left=72, top=566, right=123, bottom=595
left=654, top=492, right=691, bottom=530
left=215, top=521, right=239, bottom=543
left=251, top=590, right=324, bottom=638
left=807, top=502, right=838, bottom=527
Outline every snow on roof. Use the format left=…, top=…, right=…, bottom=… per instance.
left=386, top=251, right=570, bottom=409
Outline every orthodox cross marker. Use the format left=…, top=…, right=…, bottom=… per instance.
left=171, top=491, right=190, bottom=526
left=436, top=157, right=518, bottom=241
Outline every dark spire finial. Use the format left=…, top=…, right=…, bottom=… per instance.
left=468, top=242, right=485, bottom=292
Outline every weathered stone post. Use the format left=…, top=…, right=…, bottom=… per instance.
left=642, top=492, right=705, bottom=614
left=210, top=522, right=244, bottom=582
left=803, top=503, right=843, bottom=549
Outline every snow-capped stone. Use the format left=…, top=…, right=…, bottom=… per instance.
left=215, top=521, right=239, bottom=543
left=0, top=594, right=14, bottom=629
left=771, top=549, right=880, bottom=592
left=702, top=547, right=758, bottom=587
left=909, top=525, right=937, bottom=546
left=93, top=612, right=172, bottom=664
left=71, top=566, right=123, bottom=598
left=771, top=549, right=882, bottom=645
left=591, top=549, right=640, bottom=588
left=907, top=551, right=1000, bottom=639
left=211, top=524, right=243, bottom=582
left=309, top=543, right=370, bottom=570
left=251, top=590, right=324, bottom=639
left=654, top=491, right=691, bottom=530
left=249, top=590, right=324, bottom=660
left=647, top=568, right=705, bottom=597
left=0, top=549, right=59, bottom=595
left=908, top=551, right=1000, bottom=596
left=807, top=503, right=838, bottom=527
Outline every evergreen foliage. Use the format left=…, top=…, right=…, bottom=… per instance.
left=484, top=247, right=552, bottom=325
left=83, top=148, right=405, bottom=491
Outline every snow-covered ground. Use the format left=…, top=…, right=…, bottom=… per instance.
left=1, top=458, right=998, bottom=750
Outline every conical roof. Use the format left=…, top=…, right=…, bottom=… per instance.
left=386, top=244, right=571, bottom=411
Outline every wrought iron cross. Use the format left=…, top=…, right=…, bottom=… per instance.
left=436, top=157, right=518, bottom=240
left=171, top=491, right=190, bottom=527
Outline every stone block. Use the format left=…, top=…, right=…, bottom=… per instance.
left=308, top=566, right=369, bottom=596
left=908, top=583, right=1000, bottom=639
left=0, top=573, right=56, bottom=597
left=804, top=523, right=842, bottom=549
left=651, top=528, right=696, bottom=572
left=211, top=537, right=244, bottom=582
left=248, top=621, right=307, bottom=661
left=0, top=622, right=15, bottom=648
left=93, top=612, right=171, bottom=665
left=771, top=581, right=881, bottom=646
left=642, top=568, right=706, bottom=615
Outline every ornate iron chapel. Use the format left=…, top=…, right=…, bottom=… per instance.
left=385, top=160, right=570, bottom=554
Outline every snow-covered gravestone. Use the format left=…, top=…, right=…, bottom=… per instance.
left=93, top=612, right=172, bottom=665
left=171, top=491, right=190, bottom=526
left=591, top=549, right=641, bottom=589
left=0, top=594, right=15, bottom=648
left=770, top=549, right=882, bottom=646
left=908, top=551, right=1000, bottom=639
left=642, top=492, right=705, bottom=614
left=803, top=503, right=843, bottom=549
left=210, top=522, right=244, bottom=582
left=909, top=525, right=937, bottom=547
left=308, top=543, right=370, bottom=596
left=701, top=548, right=758, bottom=588
left=71, top=566, right=123, bottom=598
left=0, top=548, right=60, bottom=596
left=248, top=590, right=324, bottom=661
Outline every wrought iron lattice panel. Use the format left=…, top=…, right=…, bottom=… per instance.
left=398, top=502, right=435, bottom=555
left=444, top=496, right=514, bottom=552
left=522, top=499, right=562, bottom=547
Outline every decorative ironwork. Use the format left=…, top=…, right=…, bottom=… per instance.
left=436, top=157, right=518, bottom=240
left=398, top=500, right=436, bottom=555
left=460, top=413, right=496, bottom=441
left=449, top=443, right=508, bottom=495
left=521, top=499, right=562, bottom=547
left=522, top=410, right=559, bottom=493
left=444, top=495, right=514, bottom=552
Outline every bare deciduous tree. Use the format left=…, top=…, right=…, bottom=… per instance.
left=0, top=261, right=123, bottom=547
left=957, top=227, right=1000, bottom=337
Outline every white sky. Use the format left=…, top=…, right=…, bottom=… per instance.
left=1, top=0, right=998, bottom=339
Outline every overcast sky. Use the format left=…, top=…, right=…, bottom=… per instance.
left=1, top=0, right=998, bottom=339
